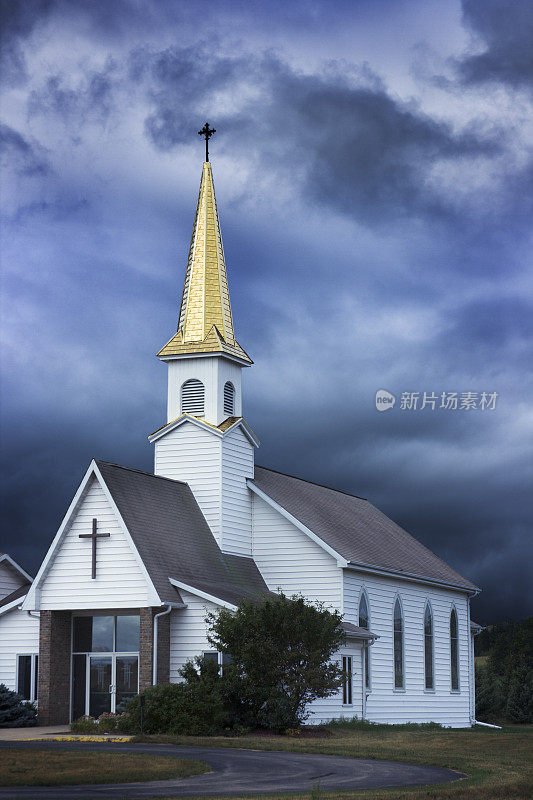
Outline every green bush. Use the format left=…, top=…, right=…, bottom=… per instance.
left=70, top=715, right=99, bottom=733
left=125, top=659, right=226, bottom=736
left=207, top=593, right=346, bottom=729
left=0, top=684, right=37, bottom=728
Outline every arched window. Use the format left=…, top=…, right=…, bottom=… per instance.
left=450, top=608, right=459, bottom=691
left=424, top=602, right=434, bottom=690
left=393, top=597, right=404, bottom=689
left=359, top=591, right=371, bottom=690
left=181, top=379, right=205, bottom=415
left=223, top=381, right=235, bottom=415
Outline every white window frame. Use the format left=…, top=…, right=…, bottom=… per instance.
left=180, top=379, right=205, bottom=415
left=342, top=655, right=353, bottom=706
left=16, top=653, right=38, bottom=702
left=71, top=614, right=140, bottom=718
left=393, top=595, right=405, bottom=691
left=358, top=587, right=371, bottom=692
left=423, top=600, right=435, bottom=692
left=450, top=605, right=460, bottom=693
left=223, top=381, right=235, bottom=415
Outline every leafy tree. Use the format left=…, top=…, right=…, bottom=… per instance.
left=505, top=666, right=533, bottom=724
left=0, top=684, right=37, bottom=728
left=475, top=616, right=533, bottom=724
left=207, top=593, right=346, bottom=730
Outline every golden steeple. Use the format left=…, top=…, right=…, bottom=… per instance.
left=157, top=162, right=252, bottom=364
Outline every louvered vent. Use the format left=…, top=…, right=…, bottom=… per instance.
left=223, top=381, right=235, bottom=415
left=181, top=379, right=205, bottom=414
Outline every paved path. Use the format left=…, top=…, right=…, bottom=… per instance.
left=0, top=726, right=69, bottom=741
left=0, top=740, right=465, bottom=798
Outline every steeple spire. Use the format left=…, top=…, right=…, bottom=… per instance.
left=157, top=161, right=252, bottom=365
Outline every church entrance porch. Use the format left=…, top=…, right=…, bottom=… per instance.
left=72, top=614, right=139, bottom=719
left=37, top=607, right=170, bottom=725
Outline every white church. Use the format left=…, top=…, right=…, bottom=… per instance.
left=0, top=149, right=482, bottom=728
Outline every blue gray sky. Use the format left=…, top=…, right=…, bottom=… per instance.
left=1, top=0, right=532, bottom=622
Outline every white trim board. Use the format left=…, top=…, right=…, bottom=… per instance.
left=168, top=578, right=237, bottom=611
left=149, top=413, right=259, bottom=448
left=0, top=554, right=33, bottom=583
left=0, top=595, right=28, bottom=617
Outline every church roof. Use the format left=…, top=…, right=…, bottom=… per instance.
left=96, top=461, right=269, bottom=607
left=0, top=584, right=30, bottom=611
left=251, top=466, right=478, bottom=592
left=157, top=162, right=252, bottom=365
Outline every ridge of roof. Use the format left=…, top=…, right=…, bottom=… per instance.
left=252, top=466, right=478, bottom=592
left=94, top=460, right=188, bottom=487
left=255, top=465, right=367, bottom=501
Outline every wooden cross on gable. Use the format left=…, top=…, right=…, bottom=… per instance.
left=79, top=518, right=110, bottom=579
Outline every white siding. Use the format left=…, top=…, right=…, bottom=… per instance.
left=0, top=563, right=24, bottom=600
left=154, top=421, right=222, bottom=545
left=307, top=642, right=364, bottom=723
left=252, top=494, right=342, bottom=610
left=166, top=357, right=243, bottom=427
left=221, top=427, right=253, bottom=556
left=0, top=605, right=39, bottom=692
left=343, top=571, right=472, bottom=727
left=38, top=476, right=151, bottom=610
left=169, top=590, right=219, bottom=681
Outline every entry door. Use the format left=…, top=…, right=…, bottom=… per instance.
left=89, top=656, right=112, bottom=717
left=115, top=656, right=138, bottom=712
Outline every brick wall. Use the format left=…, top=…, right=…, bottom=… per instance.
left=38, top=610, right=72, bottom=725
left=139, top=607, right=171, bottom=691
left=156, top=610, right=170, bottom=685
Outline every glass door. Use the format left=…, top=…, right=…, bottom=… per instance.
left=89, top=656, right=112, bottom=717
left=115, top=656, right=138, bottom=713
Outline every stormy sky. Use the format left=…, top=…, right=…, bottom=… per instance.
left=1, top=0, right=532, bottom=623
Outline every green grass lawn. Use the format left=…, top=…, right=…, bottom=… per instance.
left=0, top=749, right=208, bottom=787
left=133, top=722, right=533, bottom=800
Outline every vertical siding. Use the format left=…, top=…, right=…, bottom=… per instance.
left=252, top=494, right=342, bottom=610
left=221, top=427, right=254, bottom=556
left=0, top=564, right=24, bottom=600
left=169, top=590, right=219, bottom=681
left=39, top=477, right=150, bottom=610
left=0, top=606, right=39, bottom=691
left=154, top=421, right=222, bottom=546
left=343, top=571, right=472, bottom=727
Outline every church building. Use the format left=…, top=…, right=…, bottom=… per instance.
left=0, top=143, right=482, bottom=727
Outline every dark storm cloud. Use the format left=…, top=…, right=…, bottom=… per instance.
left=1, top=0, right=531, bottom=625
left=459, top=0, right=533, bottom=89
left=0, top=123, right=50, bottom=175
left=140, top=47, right=501, bottom=224
left=28, top=60, right=118, bottom=126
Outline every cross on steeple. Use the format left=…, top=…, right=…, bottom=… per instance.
left=79, top=518, right=110, bottom=579
left=198, top=122, right=216, bottom=162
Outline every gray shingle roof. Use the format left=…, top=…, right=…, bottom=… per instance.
left=252, top=466, right=478, bottom=591
left=342, top=621, right=378, bottom=640
left=0, top=584, right=30, bottom=611
left=96, top=461, right=270, bottom=607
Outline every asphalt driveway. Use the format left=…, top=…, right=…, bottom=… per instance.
left=0, top=740, right=465, bottom=798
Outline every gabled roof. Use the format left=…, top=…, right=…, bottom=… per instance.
left=148, top=413, right=259, bottom=447
left=0, top=553, right=33, bottom=584
left=251, top=466, right=478, bottom=592
left=0, top=584, right=30, bottom=614
left=96, top=461, right=270, bottom=607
